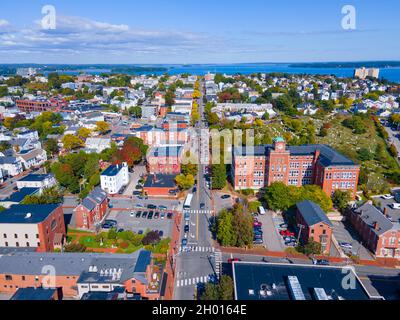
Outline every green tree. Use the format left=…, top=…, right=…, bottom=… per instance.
left=95, top=121, right=110, bottom=135
left=44, top=138, right=59, bottom=158
left=357, top=148, right=373, bottom=161
left=201, top=283, right=220, bottom=300
left=216, top=209, right=237, bottom=247
left=62, top=134, right=84, bottom=151
left=298, top=240, right=322, bottom=256
left=211, top=163, right=226, bottom=190
left=175, top=174, right=195, bottom=190
left=218, top=275, right=234, bottom=300
left=332, top=190, right=352, bottom=211
left=181, top=163, right=198, bottom=176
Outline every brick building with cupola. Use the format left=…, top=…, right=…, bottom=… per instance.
left=233, top=137, right=360, bottom=198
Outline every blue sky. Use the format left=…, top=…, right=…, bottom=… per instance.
left=0, top=0, right=399, bottom=64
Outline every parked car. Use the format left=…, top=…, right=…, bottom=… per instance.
left=184, top=225, right=190, bottom=233
left=132, top=191, right=141, bottom=196
left=312, top=259, right=330, bottom=266
left=390, top=203, right=400, bottom=210
left=254, top=221, right=262, bottom=227
left=102, top=223, right=113, bottom=229
left=279, top=223, right=288, bottom=229
left=147, top=204, right=157, bottom=209
left=381, top=194, right=394, bottom=200
left=117, top=228, right=124, bottom=233
left=167, top=212, right=173, bottom=219
left=154, top=212, right=159, bottom=219
left=339, top=242, right=353, bottom=250
left=253, top=239, right=264, bottom=245
left=141, top=211, right=148, bottom=218
left=228, top=258, right=241, bottom=263
left=184, top=212, right=190, bottom=221
left=158, top=231, right=164, bottom=237
left=181, top=239, right=188, bottom=246
left=135, top=211, right=142, bottom=218
left=130, top=211, right=135, bottom=217
left=105, top=220, right=117, bottom=226
left=160, top=212, right=165, bottom=219
left=138, top=230, right=143, bottom=235
left=158, top=205, right=168, bottom=211
left=200, top=203, right=206, bottom=210
left=148, top=211, right=154, bottom=219
left=221, top=194, right=231, bottom=199
left=280, top=230, right=295, bottom=237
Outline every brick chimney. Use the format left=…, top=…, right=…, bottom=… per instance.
left=383, top=207, right=388, bottom=217
left=314, top=149, right=321, bottom=163
left=374, top=222, right=380, bottom=230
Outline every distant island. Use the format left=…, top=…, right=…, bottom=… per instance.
left=0, top=64, right=168, bottom=75
left=289, top=61, right=400, bottom=69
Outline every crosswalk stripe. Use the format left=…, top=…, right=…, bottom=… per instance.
left=188, top=279, right=192, bottom=285
left=176, top=281, right=180, bottom=287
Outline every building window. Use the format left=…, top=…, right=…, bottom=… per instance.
left=14, top=234, right=18, bottom=239
left=3, top=234, right=6, bottom=239
left=16, top=242, right=19, bottom=247
left=22, top=276, right=25, bottom=281
left=5, top=275, right=12, bottom=281
left=36, top=234, right=39, bottom=239
left=25, top=234, right=28, bottom=239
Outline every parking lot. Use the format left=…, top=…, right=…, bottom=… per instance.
left=107, top=209, right=174, bottom=238
left=374, top=196, right=400, bottom=224
left=331, top=221, right=374, bottom=260
left=109, top=197, right=181, bottom=211
left=213, top=191, right=234, bottom=213
left=255, top=211, right=285, bottom=252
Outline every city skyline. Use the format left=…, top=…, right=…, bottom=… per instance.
left=0, top=0, right=399, bottom=64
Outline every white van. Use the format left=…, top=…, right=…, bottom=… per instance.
left=258, top=206, right=266, bottom=215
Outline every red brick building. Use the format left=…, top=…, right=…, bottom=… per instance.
left=146, top=145, right=183, bottom=175
left=143, top=174, right=178, bottom=197
left=132, top=126, right=188, bottom=147
left=296, top=200, right=333, bottom=254
left=0, top=250, right=163, bottom=299
left=348, top=202, right=400, bottom=259
left=74, top=187, right=108, bottom=230
left=0, top=204, right=66, bottom=252
left=233, top=137, right=360, bottom=198
left=16, top=98, right=67, bottom=113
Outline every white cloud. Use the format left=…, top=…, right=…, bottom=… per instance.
left=0, top=15, right=220, bottom=60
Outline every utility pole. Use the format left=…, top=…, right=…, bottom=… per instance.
left=297, top=224, right=305, bottom=245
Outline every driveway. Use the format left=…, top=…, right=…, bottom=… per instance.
left=123, top=165, right=146, bottom=196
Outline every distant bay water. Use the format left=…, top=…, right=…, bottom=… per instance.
left=46, top=63, right=400, bottom=83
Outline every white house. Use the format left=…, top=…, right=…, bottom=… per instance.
left=85, top=138, right=111, bottom=153
left=0, top=157, right=23, bottom=177
left=17, top=149, right=48, bottom=170
left=100, top=162, right=129, bottom=195
left=16, top=173, right=57, bottom=191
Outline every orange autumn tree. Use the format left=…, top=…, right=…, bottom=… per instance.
left=112, top=137, right=148, bottom=167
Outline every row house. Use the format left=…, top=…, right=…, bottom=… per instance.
left=233, top=137, right=360, bottom=198
left=0, top=250, right=163, bottom=300
left=348, top=202, right=400, bottom=259
left=132, top=126, right=188, bottom=147
left=146, top=145, right=184, bottom=175
left=0, top=156, right=23, bottom=177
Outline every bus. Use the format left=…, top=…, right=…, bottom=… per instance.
left=183, top=193, right=193, bottom=210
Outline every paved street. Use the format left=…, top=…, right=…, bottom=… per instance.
left=109, top=197, right=180, bottom=211
left=174, top=79, right=216, bottom=300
